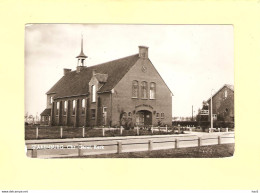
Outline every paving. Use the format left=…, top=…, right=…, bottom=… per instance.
left=25, top=131, right=235, bottom=158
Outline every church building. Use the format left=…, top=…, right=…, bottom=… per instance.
left=41, top=38, right=173, bottom=128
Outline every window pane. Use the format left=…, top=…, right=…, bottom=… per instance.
left=64, top=101, right=67, bottom=115
left=72, top=100, right=75, bottom=115
left=92, top=85, right=96, bottom=102
left=150, top=82, right=156, bottom=99
left=161, top=113, right=164, bottom=119
left=132, top=81, right=138, bottom=98
left=82, top=99, right=85, bottom=114
left=56, top=102, right=59, bottom=115
left=91, top=109, right=96, bottom=119
left=141, top=81, right=148, bottom=99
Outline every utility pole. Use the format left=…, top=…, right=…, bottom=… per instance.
left=210, top=89, right=215, bottom=132
left=192, top=105, right=193, bottom=121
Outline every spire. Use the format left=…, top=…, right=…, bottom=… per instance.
left=76, top=34, right=87, bottom=67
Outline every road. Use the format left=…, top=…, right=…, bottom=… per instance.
left=25, top=131, right=234, bottom=158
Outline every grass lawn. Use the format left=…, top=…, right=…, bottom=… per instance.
left=75, top=144, right=234, bottom=158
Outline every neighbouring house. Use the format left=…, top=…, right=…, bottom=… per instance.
left=40, top=38, right=173, bottom=128
left=204, top=84, right=234, bottom=127
left=40, top=108, right=51, bottom=125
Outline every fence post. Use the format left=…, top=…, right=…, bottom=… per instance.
left=82, top=126, right=85, bottom=138
left=189, top=127, right=192, bottom=132
left=36, top=127, right=39, bottom=139
left=60, top=127, right=63, bottom=138
left=117, top=141, right=122, bottom=154
left=151, top=125, right=153, bottom=134
left=198, top=137, right=202, bottom=147
left=226, top=127, right=229, bottom=132
left=32, top=148, right=37, bottom=158
left=175, top=138, right=179, bottom=148
left=218, top=136, right=221, bottom=145
left=218, top=128, right=220, bottom=132
left=102, top=127, right=105, bottom=137
left=120, top=126, right=123, bottom=135
left=137, top=126, right=139, bottom=135
left=78, top=143, right=83, bottom=157
left=148, top=140, right=153, bottom=151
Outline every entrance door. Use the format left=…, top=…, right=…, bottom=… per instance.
left=136, top=110, right=152, bottom=126
left=136, top=112, right=144, bottom=126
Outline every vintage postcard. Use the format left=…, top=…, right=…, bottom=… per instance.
left=25, top=24, right=234, bottom=158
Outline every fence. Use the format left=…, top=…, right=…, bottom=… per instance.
left=26, top=125, right=184, bottom=140
left=26, top=132, right=235, bottom=158
left=26, top=125, right=234, bottom=140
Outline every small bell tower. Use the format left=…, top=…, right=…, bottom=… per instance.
left=76, top=34, right=88, bottom=67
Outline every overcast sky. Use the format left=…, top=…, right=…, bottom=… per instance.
left=25, top=24, right=234, bottom=118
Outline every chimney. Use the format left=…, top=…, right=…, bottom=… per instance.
left=139, top=46, right=149, bottom=58
left=63, top=68, right=71, bottom=75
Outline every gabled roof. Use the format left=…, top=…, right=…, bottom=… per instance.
left=40, top=108, right=51, bottom=116
left=46, top=54, right=140, bottom=99
left=225, top=84, right=234, bottom=91
left=207, top=84, right=234, bottom=102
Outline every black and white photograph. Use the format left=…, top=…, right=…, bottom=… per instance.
left=25, top=24, right=234, bottom=158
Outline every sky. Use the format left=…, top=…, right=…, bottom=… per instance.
left=25, top=24, right=234, bottom=118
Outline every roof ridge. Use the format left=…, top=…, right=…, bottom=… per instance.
left=46, top=53, right=140, bottom=98
left=207, top=84, right=234, bottom=102
left=86, top=53, right=139, bottom=69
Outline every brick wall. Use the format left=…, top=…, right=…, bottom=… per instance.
left=208, top=86, right=234, bottom=122
left=111, top=57, right=172, bottom=126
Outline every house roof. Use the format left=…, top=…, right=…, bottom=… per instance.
left=207, top=84, right=234, bottom=102
left=225, top=84, right=234, bottom=91
left=46, top=54, right=140, bottom=99
left=40, top=108, right=51, bottom=116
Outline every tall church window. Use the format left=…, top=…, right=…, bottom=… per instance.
left=132, top=80, right=139, bottom=98
left=64, top=101, right=67, bottom=115
left=150, top=82, right=156, bottom=99
left=82, top=99, right=86, bottom=114
left=92, top=85, right=96, bottom=102
left=50, top=97, right=53, bottom=104
left=72, top=100, right=76, bottom=115
left=141, top=81, right=148, bottom=99
left=56, top=102, right=59, bottom=116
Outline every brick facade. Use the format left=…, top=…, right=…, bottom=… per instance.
left=41, top=46, right=172, bottom=127
left=208, top=85, right=234, bottom=122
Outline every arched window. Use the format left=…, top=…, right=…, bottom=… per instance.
left=64, top=101, right=67, bottom=115
left=92, top=85, right=96, bottom=102
left=132, top=80, right=139, bottom=98
left=150, top=82, right=156, bottom=99
left=72, top=100, right=76, bottom=115
left=56, top=102, right=59, bottom=115
left=141, top=81, right=148, bottom=99
left=82, top=99, right=86, bottom=114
